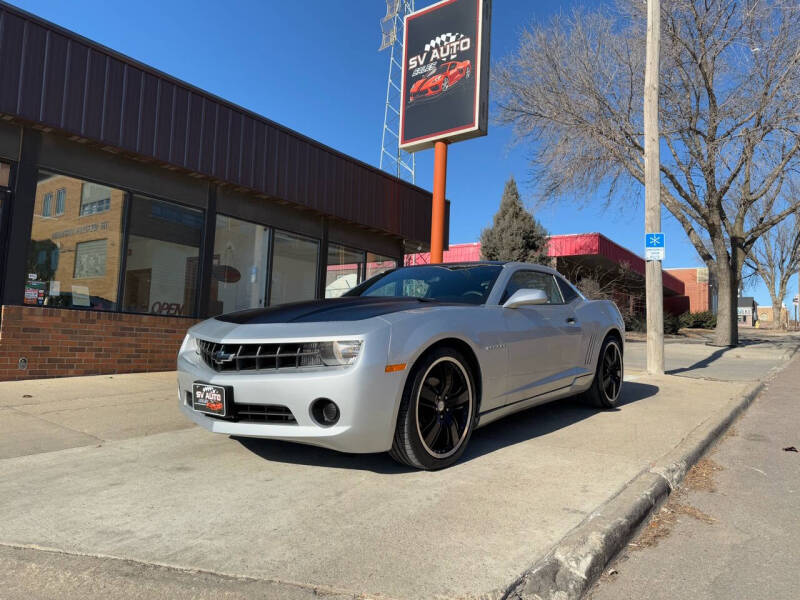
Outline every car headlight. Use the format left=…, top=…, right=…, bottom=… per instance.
left=319, top=340, right=362, bottom=366
left=179, top=333, right=199, bottom=356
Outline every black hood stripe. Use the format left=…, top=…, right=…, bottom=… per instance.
left=215, top=297, right=460, bottom=324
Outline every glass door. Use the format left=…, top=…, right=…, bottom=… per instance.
left=209, top=214, right=271, bottom=315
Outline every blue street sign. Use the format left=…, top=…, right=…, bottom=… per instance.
left=645, top=233, right=665, bottom=248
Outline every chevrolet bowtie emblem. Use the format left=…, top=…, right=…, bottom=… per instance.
left=211, top=350, right=236, bottom=363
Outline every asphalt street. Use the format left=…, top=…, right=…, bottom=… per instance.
left=0, top=334, right=797, bottom=599
left=588, top=351, right=800, bottom=600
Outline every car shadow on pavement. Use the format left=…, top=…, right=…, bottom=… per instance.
left=233, top=381, right=659, bottom=473
left=459, top=381, right=659, bottom=464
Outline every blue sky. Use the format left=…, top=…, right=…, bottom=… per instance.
left=9, top=0, right=797, bottom=307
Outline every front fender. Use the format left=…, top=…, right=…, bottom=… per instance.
left=381, top=306, right=508, bottom=408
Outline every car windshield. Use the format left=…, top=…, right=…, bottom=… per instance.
left=436, top=63, right=452, bottom=74
left=343, top=264, right=502, bottom=305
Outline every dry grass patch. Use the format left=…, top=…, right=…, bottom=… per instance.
left=628, top=458, right=722, bottom=550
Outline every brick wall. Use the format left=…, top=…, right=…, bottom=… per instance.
left=666, top=268, right=712, bottom=312
left=0, top=305, right=195, bottom=381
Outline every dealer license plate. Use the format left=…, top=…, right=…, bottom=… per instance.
left=192, top=383, right=227, bottom=417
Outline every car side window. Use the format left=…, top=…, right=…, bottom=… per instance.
left=556, top=276, right=580, bottom=303
left=502, top=270, right=564, bottom=305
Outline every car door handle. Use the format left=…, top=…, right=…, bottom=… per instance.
left=566, top=317, right=577, bottom=325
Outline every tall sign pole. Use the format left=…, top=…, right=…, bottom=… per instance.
left=399, top=0, right=492, bottom=265
left=431, top=141, right=448, bottom=263
left=644, top=0, right=664, bottom=374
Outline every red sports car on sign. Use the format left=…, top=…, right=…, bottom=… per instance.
left=409, top=60, right=472, bottom=102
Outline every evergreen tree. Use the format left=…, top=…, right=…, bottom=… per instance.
left=480, top=177, right=549, bottom=263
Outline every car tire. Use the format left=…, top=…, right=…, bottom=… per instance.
left=466, top=67, right=471, bottom=78
left=442, top=77, right=449, bottom=91
left=390, top=347, right=476, bottom=470
left=583, top=335, right=624, bottom=409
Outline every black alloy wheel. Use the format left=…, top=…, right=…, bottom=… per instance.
left=601, top=341, right=623, bottom=403
left=390, top=347, right=476, bottom=470
left=583, top=336, right=624, bottom=409
left=416, top=357, right=472, bottom=459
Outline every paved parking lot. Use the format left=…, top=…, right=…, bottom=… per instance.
left=1, top=334, right=797, bottom=599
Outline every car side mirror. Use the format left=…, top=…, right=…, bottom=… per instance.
left=503, top=288, right=548, bottom=309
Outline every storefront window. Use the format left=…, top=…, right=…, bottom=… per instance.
left=269, top=230, right=319, bottom=305
left=366, top=252, right=397, bottom=280
left=325, top=244, right=365, bottom=298
left=209, top=215, right=270, bottom=315
left=24, top=171, right=124, bottom=311
left=122, top=195, right=203, bottom=317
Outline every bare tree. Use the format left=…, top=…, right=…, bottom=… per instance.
left=495, top=0, right=800, bottom=346
left=745, top=210, right=800, bottom=328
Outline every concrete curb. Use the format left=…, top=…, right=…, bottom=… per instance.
left=498, top=379, right=767, bottom=600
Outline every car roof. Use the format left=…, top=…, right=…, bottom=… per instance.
left=400, top=261, right=559, bottom=274
left=402, top=261, right=508, bottom=267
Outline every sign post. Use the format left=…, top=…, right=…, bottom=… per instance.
left=431, top=141, right=448, bottom=263
left=644, top=0, right=664, bottom=374
left=399, top=0, right=492, bottom=264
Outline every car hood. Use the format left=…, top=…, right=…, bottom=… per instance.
left=214, top=296, right=456, bottom=325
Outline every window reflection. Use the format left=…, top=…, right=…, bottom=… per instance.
left=366, top=252, right=397, bottom=280
left=25, top=171, right=124, bottom=310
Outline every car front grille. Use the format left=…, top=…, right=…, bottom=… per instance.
left=204, top=403, right=297, bottom=424
left=197, top=339, right=323, bottom=372
left=233, top=404, right=296, bottom=423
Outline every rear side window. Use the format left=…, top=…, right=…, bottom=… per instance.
left=556, top=276, right=580, bottom=303
left=502, top=270, right=564, bottom=304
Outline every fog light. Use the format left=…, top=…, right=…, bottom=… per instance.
left=311, top=398, right=340, bottom=426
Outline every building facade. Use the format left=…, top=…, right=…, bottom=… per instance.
left=665, top=267, right=716, bottom=314
left=757, top=305, right=789, bottom=329
left=0, top=3, right=441, bottom=381
left=737, top=297, right=758, bottom=327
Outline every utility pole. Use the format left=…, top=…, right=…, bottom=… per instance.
left=644, top=0, right=664, bottom=374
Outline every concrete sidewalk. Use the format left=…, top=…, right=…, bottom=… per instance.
left=0, top=336, right=797, bottom=599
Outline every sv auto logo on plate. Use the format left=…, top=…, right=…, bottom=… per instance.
left=196, top=386, right=223, bottom=412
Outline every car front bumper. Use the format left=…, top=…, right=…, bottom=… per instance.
left=177, top=331, right=408, bottom=454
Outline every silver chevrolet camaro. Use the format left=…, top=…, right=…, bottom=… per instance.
left=178, top=262, right=625, bottom=470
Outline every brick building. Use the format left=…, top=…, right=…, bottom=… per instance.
left=0, top=3, right=439, bottom=381
left=757, top=305, right=789, bottom=329
left=664, top=267, right=716, bottom=313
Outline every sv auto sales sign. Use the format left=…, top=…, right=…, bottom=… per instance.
left=399, top=0, right=491, bottom=152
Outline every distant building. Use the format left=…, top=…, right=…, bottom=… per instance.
left=665, top=267, right=717, bottom=314
left=737, top=297, right=758, bottom=327
left=757, top=305, right=789, bottom=329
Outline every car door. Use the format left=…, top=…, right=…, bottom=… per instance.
left=499, top=270, right=584, bottom=403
